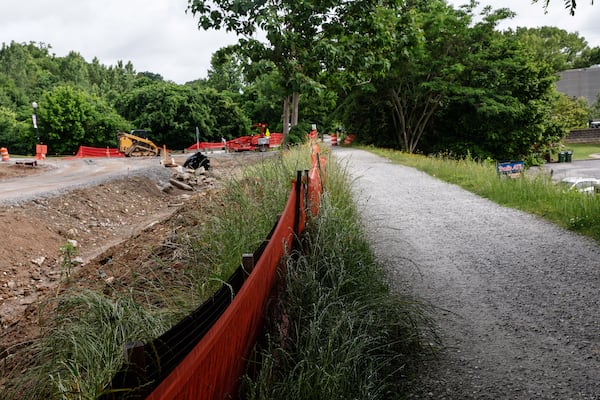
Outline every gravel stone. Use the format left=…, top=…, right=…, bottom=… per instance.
left=336, top=148, right=600, bottom=400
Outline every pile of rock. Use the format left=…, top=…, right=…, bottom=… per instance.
left=162, top=165, right=216, bottom=192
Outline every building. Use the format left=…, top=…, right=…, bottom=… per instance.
left=556, top=65, right=600, bottom=106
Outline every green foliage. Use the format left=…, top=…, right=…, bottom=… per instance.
left=39, top=85, right=126, bottom=154
left=243, top=149, right=433, bottom=399
left=116, top=80, right=251, bottom=148
left=513, top=26, right=588, bottom=72
left=287, top=121, right=312, bottom=145
left=0, top=106, right=33, bottom=154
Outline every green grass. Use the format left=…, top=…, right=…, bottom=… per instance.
left=242, top=148, right=434, bottom=399
left=563, top=143, right=600, bottom=160
left=368, top=147, right=600, bottom=243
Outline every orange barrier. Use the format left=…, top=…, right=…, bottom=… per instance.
left=101, top=143, right=325, bottom=399
left=1, top=147, right=9, bottom=161
left=331, top=133, right=338, bottom=146
left=71, top=146, right=124, bottom=158
left=147, top=183, right=301, bottom=400
left=187, top=142, right=226, bottom=151
left=35, top=144, right=47, bottom=160
left=343, top=134, right=356, bottom=145
left=187, top=133, right=284, bottom=152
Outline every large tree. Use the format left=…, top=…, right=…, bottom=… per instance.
left=513, top=26, right=588, bottom=72
left=187, top=0, right=396, bottom=139
left=39, top=85, right=128, bottom=154
left=338, top=1, right=560, bottom=161
left=116, top=80, right=251, bottom=149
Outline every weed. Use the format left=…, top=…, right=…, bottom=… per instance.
left=59, top=241, right=77, bottom=281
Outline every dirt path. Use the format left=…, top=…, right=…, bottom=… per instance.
left=336, top=148, right=600, bottom=400
left=0, top=156, right=169, bottom=204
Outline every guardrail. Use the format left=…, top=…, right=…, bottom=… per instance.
left=98, top=142, right=326, bottom=399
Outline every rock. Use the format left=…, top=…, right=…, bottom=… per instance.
left=67, top=239, right=78, bottom=248
left=194, top=166, right=207, bottom=176
left=30, top=270, right=42, bottom=280
left=7, top=280, right=16, bottom=289
left=169, top=178, right=193, bottom=191
left=158, top=182, right=174, bottom=193
left=31, top=256, right=45, bottom=267
left=66, top=228, right=79, bottom=238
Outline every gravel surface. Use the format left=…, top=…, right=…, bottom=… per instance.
left=0, top=156, right=179, bottom=205
left=335, top=148, right=600, bottom=400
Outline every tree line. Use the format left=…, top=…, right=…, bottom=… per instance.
left=1, top=0, right=600, bottom=161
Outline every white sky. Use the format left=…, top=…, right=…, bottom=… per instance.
left=0, top=0, right=598, bottom=85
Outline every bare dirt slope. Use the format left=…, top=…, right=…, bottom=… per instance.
left=0, top=152, right=271, bottom=357
left=336, top=147, right=600, bottom=400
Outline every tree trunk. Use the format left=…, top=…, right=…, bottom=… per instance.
left=282, top=96, right=291, bottom=138
left=291, top=92, right=299, bottom=127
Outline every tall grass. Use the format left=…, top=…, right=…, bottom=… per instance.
left=369, top=147, right=600, bottom=242
left=2, top=149, right=307, bottom=399
left=242, top=149, right=434, bottom=399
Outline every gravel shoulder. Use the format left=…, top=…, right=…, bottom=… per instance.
left=335, top=148, right=600, bottom=400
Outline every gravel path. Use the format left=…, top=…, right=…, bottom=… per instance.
left=335, top=148, right=600, bottom=400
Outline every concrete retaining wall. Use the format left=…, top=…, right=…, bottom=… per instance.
left=565, top=128, right=600, bottom=144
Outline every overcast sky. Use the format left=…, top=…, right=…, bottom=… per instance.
left=0, top=0, right=598, bottom=85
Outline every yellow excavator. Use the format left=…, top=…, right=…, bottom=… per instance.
left=117, top=130, right=160, bottom=157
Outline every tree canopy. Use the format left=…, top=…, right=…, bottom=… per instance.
left=1, top=0, right=600, bottom=161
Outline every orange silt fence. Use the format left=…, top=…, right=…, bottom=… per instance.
left=99, top=143, right=326, bottom=400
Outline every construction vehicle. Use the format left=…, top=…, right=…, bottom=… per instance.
left=117, top=130, right=160, bottom=157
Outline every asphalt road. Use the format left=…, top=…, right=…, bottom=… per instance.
left=541, top=158, right=600, bottom=181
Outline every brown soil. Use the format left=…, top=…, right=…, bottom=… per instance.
left=0, top=153, right=270, bottom=374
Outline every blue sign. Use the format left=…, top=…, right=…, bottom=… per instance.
left=497, top=161, right=524, bottom=178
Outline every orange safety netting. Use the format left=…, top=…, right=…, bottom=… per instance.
left=72, top=146, right=124, bottom=158
left=100, top=143, right=325, bottom=400
left=146, top=184, right=301, bottom=399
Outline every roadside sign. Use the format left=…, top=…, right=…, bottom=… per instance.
left=497, top=161, right=524, bottom=178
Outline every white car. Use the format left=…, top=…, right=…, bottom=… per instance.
left=560, top=177, right=600, bottom=194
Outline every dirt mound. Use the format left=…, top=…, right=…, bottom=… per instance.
left=0, top=152, right=271, bottom=351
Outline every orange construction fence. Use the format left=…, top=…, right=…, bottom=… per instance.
left=72, top=146, right=124, bottom=158
left=99, top=143, right=326, bottom=400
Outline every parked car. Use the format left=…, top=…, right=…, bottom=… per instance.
left=560, top=177, right=600, bottom=194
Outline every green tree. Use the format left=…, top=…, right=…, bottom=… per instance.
left=551, top=93, right=590, bottom=130
left=188, top=0, right=395, bottom=139
left=39, top=85, right=128, bottom=154
left=0, top=106, right=32, bottom=154
left=205, top=46, right=245, bottom=93
left=116, top=80, right=250, bottom=149
left=513, top=26, right=588, bottom=72
left=573, top=47, right=600, bottom=68
left=40, top=85, right=92, bottom=153
left=338, top=1, right=559, bottom=161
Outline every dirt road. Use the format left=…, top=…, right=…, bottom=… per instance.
left=0, top=156, right=172, bottom=204
left=336, top=148, right=600, bottom=399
